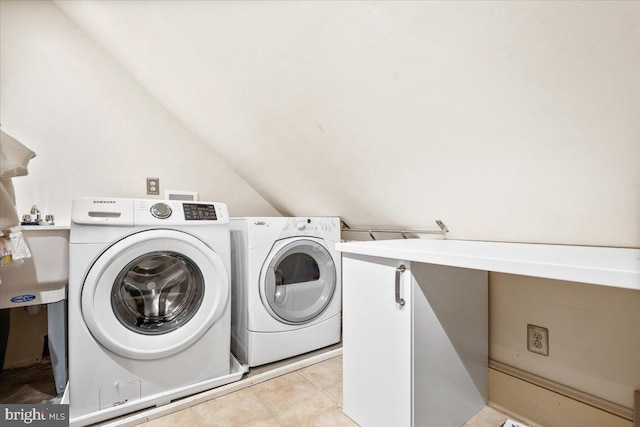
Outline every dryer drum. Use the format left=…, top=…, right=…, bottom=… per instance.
left=111, top=251, right=204, bottom=335
left=264, top=240, right=336, bottom=324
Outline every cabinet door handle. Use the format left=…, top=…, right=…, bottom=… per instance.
left=395, top=265, right=406, bottom=306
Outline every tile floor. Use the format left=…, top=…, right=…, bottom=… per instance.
left=137, top=356, right=519, bottom=427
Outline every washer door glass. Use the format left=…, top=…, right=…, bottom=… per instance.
left=112, top=251, right=204, bottom=335
left=263, top=239, right=336, bottom=324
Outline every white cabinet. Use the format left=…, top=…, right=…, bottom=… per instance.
left=342, top=253, right=488, bottom=427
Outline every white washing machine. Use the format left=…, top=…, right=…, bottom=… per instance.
left=69, top=198, right=241, bottom=426
left=230, top=217, right=341, bottom=367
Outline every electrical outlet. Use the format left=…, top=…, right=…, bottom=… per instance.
left=146, top=177, right=160, bottom=195
left=527, top=324, right=549, bottom=356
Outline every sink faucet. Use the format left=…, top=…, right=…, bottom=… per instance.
left=30, top=205, right=43, bottom=224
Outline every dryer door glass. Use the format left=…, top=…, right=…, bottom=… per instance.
left=264, top=239, right=336, bottom=324
left=111, top=251, right=204, bottom=335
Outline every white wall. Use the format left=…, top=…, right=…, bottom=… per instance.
left=55, top=0, right=640, bottom=247
left=0, top=0, right=279, bottom=224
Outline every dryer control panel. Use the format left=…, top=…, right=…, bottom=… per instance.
left=280, top=217, right=340, bottom=241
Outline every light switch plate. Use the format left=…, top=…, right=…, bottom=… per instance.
left=165, top=189, right=198, bottom=201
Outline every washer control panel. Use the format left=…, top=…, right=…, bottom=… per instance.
left=72, top=198, right=229, bottom=226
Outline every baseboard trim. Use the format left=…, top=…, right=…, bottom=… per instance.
left=489, top=359, right=633, bottom=421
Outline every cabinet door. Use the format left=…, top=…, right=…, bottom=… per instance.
left=342, top=254, right=412, bottom=427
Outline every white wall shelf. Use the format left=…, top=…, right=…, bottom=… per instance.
left=336, top=239, right=640, bottom=290
left=20, top=225, right=70, bottom=231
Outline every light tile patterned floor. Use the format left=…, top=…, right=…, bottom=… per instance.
left=138, top=355, right=518, bottom=427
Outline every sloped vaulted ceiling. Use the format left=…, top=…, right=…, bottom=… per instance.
left=54, top=1, right=640, bottom=247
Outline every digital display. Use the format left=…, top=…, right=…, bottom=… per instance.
left=183, top=203, right=217, bottom=221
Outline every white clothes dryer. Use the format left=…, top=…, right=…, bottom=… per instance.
left=68, top=198, right=239, bottom=426
left=230, top=217, right=341, bottom=367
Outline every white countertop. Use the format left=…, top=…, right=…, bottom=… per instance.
left=336, top=239, right=640, bottom=290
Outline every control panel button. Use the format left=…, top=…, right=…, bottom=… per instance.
left=150, top=203, right=172, bottom=219
left=297, top=221, right=307, bottom=231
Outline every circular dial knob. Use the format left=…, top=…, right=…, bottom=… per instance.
left=297, top=221, right=307, bottom=231
left=150, top=203, right=172, bottom=219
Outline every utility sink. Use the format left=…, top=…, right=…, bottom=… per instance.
left=0, top=226, right=69, bottom=309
